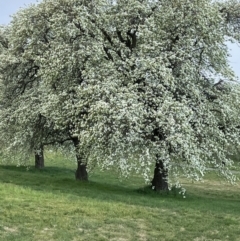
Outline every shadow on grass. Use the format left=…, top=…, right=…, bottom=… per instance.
left=0, top=164, right=155, bottom=197
left=0, top=164, right=75, bottom=174
left=0, top=164, right=239, bottom=214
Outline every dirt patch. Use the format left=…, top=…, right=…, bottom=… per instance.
left=209, top=230, right=219, bottom=235
left=180, top=227, right=185, bottom=232
left=41, top=227, right=54, bottom=233
left=3, top=226, right=18, bottom=233
left=137, top=219, right=147, bottom=241
left=193, top=237, right=207, bottom=241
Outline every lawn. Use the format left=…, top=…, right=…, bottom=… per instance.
left=0, top=152, right=239, bottom=241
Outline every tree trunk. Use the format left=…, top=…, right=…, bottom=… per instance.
left=35, top=145, right=44, bottom=169
left=151, top=159, right=168, bottom=191
left=72, top=137, right=88, bottom=181
left=75, top=157, right=88, bottom=181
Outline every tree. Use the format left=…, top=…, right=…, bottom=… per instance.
left=0, top=10, right=72, bottom=170
left=69, top=0, right=240, bottom=191
left=1, top=0, right=240, bottom=190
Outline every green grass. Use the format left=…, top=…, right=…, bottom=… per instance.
left=0, top=152, right=240, bottom=241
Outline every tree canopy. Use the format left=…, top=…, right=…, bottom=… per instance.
left=1, top=0, right=240, bottom=190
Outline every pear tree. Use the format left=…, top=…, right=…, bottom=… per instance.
left=0, top=8, right=72, bottom=169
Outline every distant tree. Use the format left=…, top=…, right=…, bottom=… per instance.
left=1, top=0, right=240, bottom=190
left=0, top=12, right=72, bottom=170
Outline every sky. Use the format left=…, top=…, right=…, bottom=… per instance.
left=0, top=0, right=239, bottom=78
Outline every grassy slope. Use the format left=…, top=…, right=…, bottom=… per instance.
left=0, top=152, right=240, bottom=241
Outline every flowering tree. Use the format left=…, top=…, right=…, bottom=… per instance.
left=1, top=0, right=240, bottom=189
left=0, top=10, right=72, bottom=169
left=73, top=0, right=240, bottom=191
